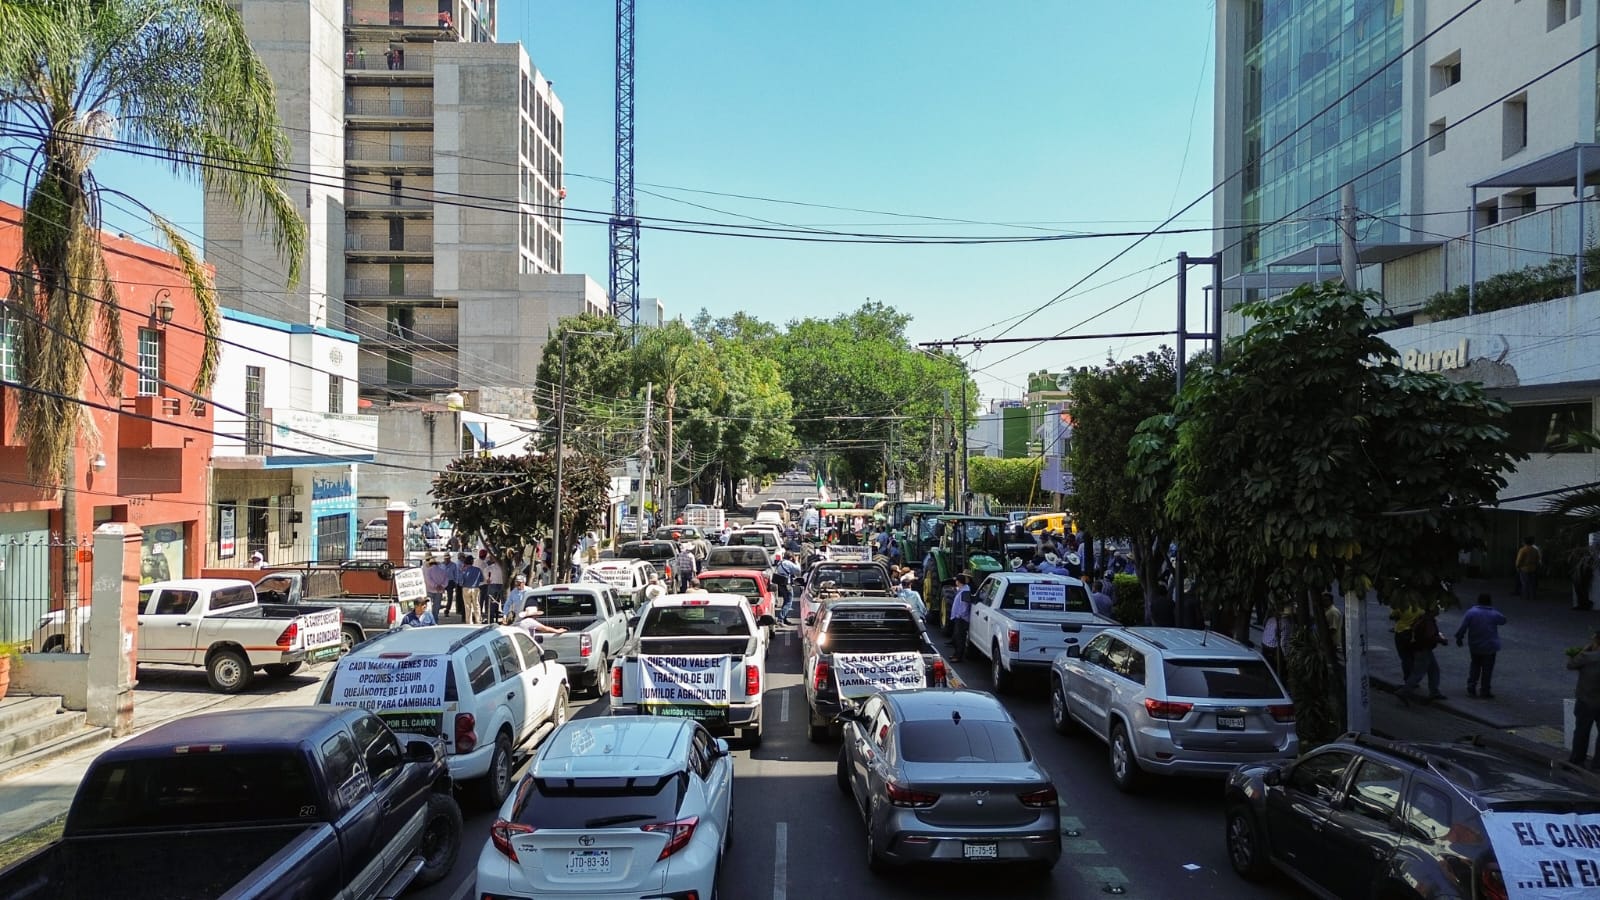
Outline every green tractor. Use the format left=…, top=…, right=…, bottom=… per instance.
left=922, top=515, right=1011, bottom=627
left=897, top=508, right=956, bottom=580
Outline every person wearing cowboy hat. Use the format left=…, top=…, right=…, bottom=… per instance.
left=400, top=596, right=437, bottom=627
left=896, top=571, right=927, bottom=620
left=512, top=604, right=567, bottom=636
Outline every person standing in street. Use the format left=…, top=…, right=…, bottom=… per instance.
left=442, top=553, right=461, bottom=619
left=772, top=551, right=800, bottom=625
left=1516, top=536, right=1542, bottom=603
left=1398, top=604, right=1449, bottom=703
left=1260, top=605, right=1292, bottom=676
left=457, top=554, right=484, bottom=624
left=422, top=556, right=449, bottom=620
left=1089, top=579, right=1115, bottom=620
left=948, top=574, right=973, bottom=662
left=502, top=574, right=533, bottom=619
left=673, top=542, right=698, bottom=593
left=1566, top=628, right=1600, bottom=769
left=1391, top=605, right=1421, bottom=682
left=1454, top=593, right=1507, bottom=698
left=484, top=553, right=506, bottom=622
left=1320, top=592, right=1344, bottom=654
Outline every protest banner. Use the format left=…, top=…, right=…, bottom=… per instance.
left=640, top=654, right=733, bottom=707
left=1483, top=810, right=1600, bottom=898
left=328, top=653, right=449, bottom=733
left=832, top=652, right=927, bottom=698
left=1027, top=582, right=1067, bottom=611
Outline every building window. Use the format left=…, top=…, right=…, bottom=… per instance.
left=1429, top=53, right=1461, bottom=95
left=1502, top=94, right=1528, bottom=158
left=244, top=364, right=265, bottom=453
left=1507, top=402, right=1593, bottom=453
left=137, top=328, right=162, bottom=396
left=328, top=374, right=344, bottom=414
left=1428, top=119, right=1447, bottom=155
left=1549, top=0, right=1569, bottom=30
left=0, top=303, right=18, bottom=382
left=1505, top=190, right=1538, bottom=219
left=1475, top=199, right=1501, bottom=229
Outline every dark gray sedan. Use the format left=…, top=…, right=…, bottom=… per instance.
left=836, top=689, right=1062, bottom=875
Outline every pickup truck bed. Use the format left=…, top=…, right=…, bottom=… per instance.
left=2, top=823, right=324, bottom=900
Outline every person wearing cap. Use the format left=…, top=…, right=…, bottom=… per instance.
left=401, top=597, right=436, bottom=627
left=897, top=572, right=927, bottom=620
left=773, top=550, right=801, bottom=624
left=503, top=574, right=533, bottom=619
left=1567, top=628, right=1600, bottom=768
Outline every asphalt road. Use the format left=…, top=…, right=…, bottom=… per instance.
left=415, top=475, right=1312, bottom=899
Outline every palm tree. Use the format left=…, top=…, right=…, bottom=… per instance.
left=0, top=0, right=305, bottom=643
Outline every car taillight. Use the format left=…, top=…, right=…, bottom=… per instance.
left=1267, top=704, right=1296, bottom=723
left=1007, top=629, right=1019, bottom=653
left=641, top=815, right=698, bottom=860
left=611, top=666, right=623, bottom=698
left=490, top=819, right=532, bottom=861
left=579, top=634, right=593, bottom=658
left=814, top=660, right=831, bottom=692
left=1143, top=698, right=1193, bottom=720
left=275, top=622, right=297, bottom=649
left=1018, top=785, right=1059, bottom=808
left=885, top=781, right=938, bottom=809
left=386, top=604, right=398, bottom=626
left=932, top=658, right=946, bottom=687
left=454, top=713, right=477, bottom=753
left=1480, top=860, right=1507, bottom=900
left=745, top=664, right=760, bottom=696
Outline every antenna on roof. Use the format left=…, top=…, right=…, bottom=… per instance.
left=951, top=710, right=961, bottom=724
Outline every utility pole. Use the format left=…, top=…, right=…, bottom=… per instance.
left=636, top=383, right=652, bottom=537
left=960, top=376, right=970, bottom=513
left=1339, top=183, right=1360, bottom=288
left=1338, top=182, right=1371, bottom=735
left=552, top=336, right=569, bottom=574
left=663, top=380, right=675, bottom=525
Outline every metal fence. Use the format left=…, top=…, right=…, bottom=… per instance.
left=0, top=534, right=93, bottom=648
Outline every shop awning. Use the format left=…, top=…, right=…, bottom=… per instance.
left=464, top=421, right=494, bottom=449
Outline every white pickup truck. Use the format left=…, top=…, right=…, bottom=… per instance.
left=34, top=578, right=343, bottom=692
left=609, top=593, right=774, bottom=746
left=965, top=572, right=1117, bottom=693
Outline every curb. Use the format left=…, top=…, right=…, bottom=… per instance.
left=1369, top=673, right=1513, bottom=731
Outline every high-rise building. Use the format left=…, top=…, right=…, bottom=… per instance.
left=205, top=0, right=586, bottom=404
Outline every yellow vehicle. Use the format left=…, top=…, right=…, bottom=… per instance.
left=1023, top=512, right=1071, bottom=535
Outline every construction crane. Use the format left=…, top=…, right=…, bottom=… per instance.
left=608, top=0, right=639, bottom=326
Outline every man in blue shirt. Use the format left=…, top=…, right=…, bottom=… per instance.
left=948, top=574, right=973, bottom=662
left=1089, top=579, right=1115, bottom=619
left=1454, top=593, right=1507, bottom=699
left=401, top=598, right=436, bottom=627
left=441, top=555, right=461, bottom=618
left=457, top=554, right=484, bottom=624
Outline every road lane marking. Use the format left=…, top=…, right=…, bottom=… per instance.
left=774, top=822, right=788, bottom=900
left=780, top=689, right=791, bottom=723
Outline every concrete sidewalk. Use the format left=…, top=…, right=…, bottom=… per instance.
left=0, top=660, right=335, bottom=847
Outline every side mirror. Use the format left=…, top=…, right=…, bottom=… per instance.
left=803, top=613, right=817, bottom=627
left=542, top=648, right=559, bottom=662
left=757, top=614, right=776, bottom=628
left=1066, top=645, right=1082, bottom=659
left=1263, top=769, right=1284, bottom=787
left=712, top=738, right=731, bottom=757
left=405, top=740, right=437, bottom=764
left=836, top=704, right=864, bottom=723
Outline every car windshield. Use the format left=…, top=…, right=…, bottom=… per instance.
left=521, top=773, right=685, bottom=829
left=959, top=522, right=1004, bottom=554
left=528, top=591, right=599, bottom=617
left=71, top=752, right=319, bottom=831
left=620, top=543, right=676, bottom=560
left=812, top=566, right=888, bottom=591
left=698, top=576, right=761, bottom=602
left=899, top=720, right=1031, bottom=763
left=711, top=549, right=767, bottom=566
left=1162, top=659, right=1285, bottom=699
left=824, top=607, right=924, bottom=650
left=642, top=605, right=750, bottom=636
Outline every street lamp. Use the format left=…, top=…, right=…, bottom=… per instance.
left=552, top=328, right=613, bottom=579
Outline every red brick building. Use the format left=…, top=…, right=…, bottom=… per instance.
left=0, top=202, right=214, bottom=643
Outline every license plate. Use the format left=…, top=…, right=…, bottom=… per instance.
left=565, top=849, right=611, bottom=875
left=1217, top=715, right=1246, bottom=731
left=963, top=842, right=998, bottom=860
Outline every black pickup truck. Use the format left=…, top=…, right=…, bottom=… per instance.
left=0, top=706, right=462, bottom=900
left=802, top=598, right=948, bottom=742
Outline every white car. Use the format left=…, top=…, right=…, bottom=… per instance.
left=479, top=716, right=732, bottom=899
left=318, top=623, right=569, bottom=807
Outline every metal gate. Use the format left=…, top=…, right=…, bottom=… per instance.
left=0, top=533, right=93, bottom=648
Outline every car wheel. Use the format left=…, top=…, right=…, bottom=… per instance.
left=1050, top=676, right=1075, bottom=735
left=865, top=799, right=889, bottom=875
left=836, top=746, right=851, bottom=795
left=553, top=686, right=569, bottom=728
left=42, top=636, right=65, bottom=653
left=476, top=733, right=513, bottom=809
left=205, top=649, right=253, bottom=693
left=743, top=722, right=763, bottom=748
left=591, top=662, right=610, bottom=700
left=1109, top=723, right=1142, bottom=793
left=415, top=793, right=464, bottom=886
left=262, top=662, right=301, bottom=679
left=808, top=709, right=832, bottom=743
left=340, top=625, right=362, bottom=655
left=1226, top=804, right=1271, bottom=881
left=991, top=646, right=1013, bottom=693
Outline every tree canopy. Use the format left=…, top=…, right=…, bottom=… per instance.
left=430, top=450, right=612, bottom=557
left=968, top=456, right=1044, bottom=505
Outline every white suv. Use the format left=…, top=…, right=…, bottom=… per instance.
left=478, top=715, right=733, bottom=899
left=318, top=623, right=569, bottom=807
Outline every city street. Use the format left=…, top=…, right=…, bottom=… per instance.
left=413, top=478, right=1308, bottom=900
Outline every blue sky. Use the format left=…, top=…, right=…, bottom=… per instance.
left=26, top=0, right=1218, bottom=403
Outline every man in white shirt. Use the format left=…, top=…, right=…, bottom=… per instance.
left=485, top=554, right=506, bottom=620
left=502, top=574, right=533, bottom=619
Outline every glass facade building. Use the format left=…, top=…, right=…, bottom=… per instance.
left=1236, top=0, right=1406, bottom=272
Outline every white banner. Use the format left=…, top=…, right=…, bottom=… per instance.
left=1027, top=582, right=1067, bottom=611
left=392, top=567, right=426, bottom=603
left=1482, top=811, right=1600, bottom=898
left=299, top=609, right=343, bottom=650
left=585, top=565, right=632, bottom=587
left=329, top=654, right=449, bottom=713
left=822, top=546, right=872, bottom=562
left=640, top=655, right=732, bottom=707
left=832, top=652, right=927, bottom=698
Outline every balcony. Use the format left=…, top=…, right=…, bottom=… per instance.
left=345, top=97, right=433, bottom=131
left=344, top=233, right=433, bottom=261
left=343, top=43, right=436, bottom=84
left=344, top=190, right=433, bottom=217
left=344, top=277, right=434, bottom=299
left=344, top=140, right=433, bottom=174
left=346, top=1, right=460, bottom=38
left=118, top=394, right=189, bottom=449
left=344, top=317, right=459, bottom=348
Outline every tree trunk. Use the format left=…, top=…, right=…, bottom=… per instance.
left=61, top=453, right=81, bottom=652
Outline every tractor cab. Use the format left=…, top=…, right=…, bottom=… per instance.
left=922, top=515, right=1011, bottom=626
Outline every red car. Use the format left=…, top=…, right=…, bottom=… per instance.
left=696, top=568, right=776, bottom=631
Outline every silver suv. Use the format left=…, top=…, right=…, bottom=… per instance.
left=1049, top=627, right=1298, bottom=792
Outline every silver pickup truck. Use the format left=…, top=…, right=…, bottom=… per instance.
left=518, top=582, right=633, bottom=697
left=253, top=566, right=406, bottom=653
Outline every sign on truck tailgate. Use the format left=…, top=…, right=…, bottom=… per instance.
left=328, top=653, right=448, bottom=734
left=640, top=654, right=732, bottom=722
left=300, top=609, right=344, bottom=658
left=833, top=652, right=926, bottom=698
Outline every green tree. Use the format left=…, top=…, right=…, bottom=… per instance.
left=1132, top=282, right=1520, bottom=744
left=1069, top=348, right=1177, bottom=619
left=533, top=312, right=631, bottom=425
left=0, top=0, right=305, bottom=628
left=430, top=450, right=612, bottom=558
left=631, top=321, right=726, bottom=520
left=968, top=456, right=1044, bottom=505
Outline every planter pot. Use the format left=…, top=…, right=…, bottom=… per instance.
left=0, top=654, right=11, bottom=701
